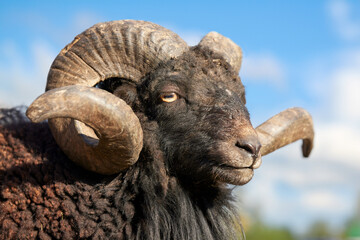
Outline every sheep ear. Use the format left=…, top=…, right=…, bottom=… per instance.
left=197, top=32, right=242, bottom=73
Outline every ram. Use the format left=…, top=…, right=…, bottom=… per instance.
left=0, top=20, right=314, bottom=240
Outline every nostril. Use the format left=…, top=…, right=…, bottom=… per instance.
left=236, top=140, right=261, bottom=158
left=243, top=143, right=257, bottom=156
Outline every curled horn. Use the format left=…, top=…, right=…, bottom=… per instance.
left=27, top=86, right=143, bottom=174
left=256, top=107, right=314, bottom=157
left=197, top=32, right=242, bottom=73
left=26, top=20, right=189, bottom=174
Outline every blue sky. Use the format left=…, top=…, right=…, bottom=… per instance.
left=1, top=0, right=360, bottom=234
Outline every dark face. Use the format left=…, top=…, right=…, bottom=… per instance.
left=139, top=50, right=262, bottom=186
left=101, top=49, right=262, bottom=186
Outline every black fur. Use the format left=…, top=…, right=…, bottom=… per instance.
left=0, top=48, right=250, bottom=239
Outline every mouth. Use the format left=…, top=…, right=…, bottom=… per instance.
left=209, top=155, right=261, bottom=185
left=219, top=154, right=262, bottom=170
left=212, top=164, right=255, bottom=185
left=207, top=141, right=263, bottom=185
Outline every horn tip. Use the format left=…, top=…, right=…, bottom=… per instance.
left=26, top=105, right=44, bottom=123
left=302, top=138, right=314, bottom=158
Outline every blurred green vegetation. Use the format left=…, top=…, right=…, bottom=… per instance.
left=242, top=218, right=338, bottom=240
left=246, top=221, right=295, bottom=240
left=239, top=195, right=360, bottom=240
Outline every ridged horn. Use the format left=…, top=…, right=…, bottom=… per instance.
left=197, top=32, right=242, bottom=73
left=28, top=20, right=189, bottom=174
left=27, top=86, right=143, bottom=174
left=256, top=107, right=314, bottom=157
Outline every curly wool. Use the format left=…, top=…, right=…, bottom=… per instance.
left=0, top=120, right=243, bottom=240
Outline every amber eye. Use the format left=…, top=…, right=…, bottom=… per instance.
left=160, top=92, right=178, bottom=103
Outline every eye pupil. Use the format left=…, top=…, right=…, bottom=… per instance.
left=160, top=93, right=178, bottom=103
left=163, top=94, right=174, bottom=99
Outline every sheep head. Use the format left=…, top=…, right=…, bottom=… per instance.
left=26, top=20, right=314, bottom=186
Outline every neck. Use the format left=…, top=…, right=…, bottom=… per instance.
left=106, top=156, right=243, bottom=240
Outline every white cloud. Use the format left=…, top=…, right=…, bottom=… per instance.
left=312, top=122, right=360, bottom=168
left=0, top=11, right=103, bottom=108
left=0, top=40, right=56, bottom=107
left=330, top=58, right=360, bottom=123
left=305, top=49, right=360, bottom=170
left=241, top=53, right=286, bottom=87
left=300, top=190, right=350, bottom=214
left=240, top=145, right=360, bottom=232
left=327, top=0, right=360, bottom=41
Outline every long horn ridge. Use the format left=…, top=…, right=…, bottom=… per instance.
left=28, top=20, right=189, bottom=174
left=256, top=107, right=314, bottom=157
